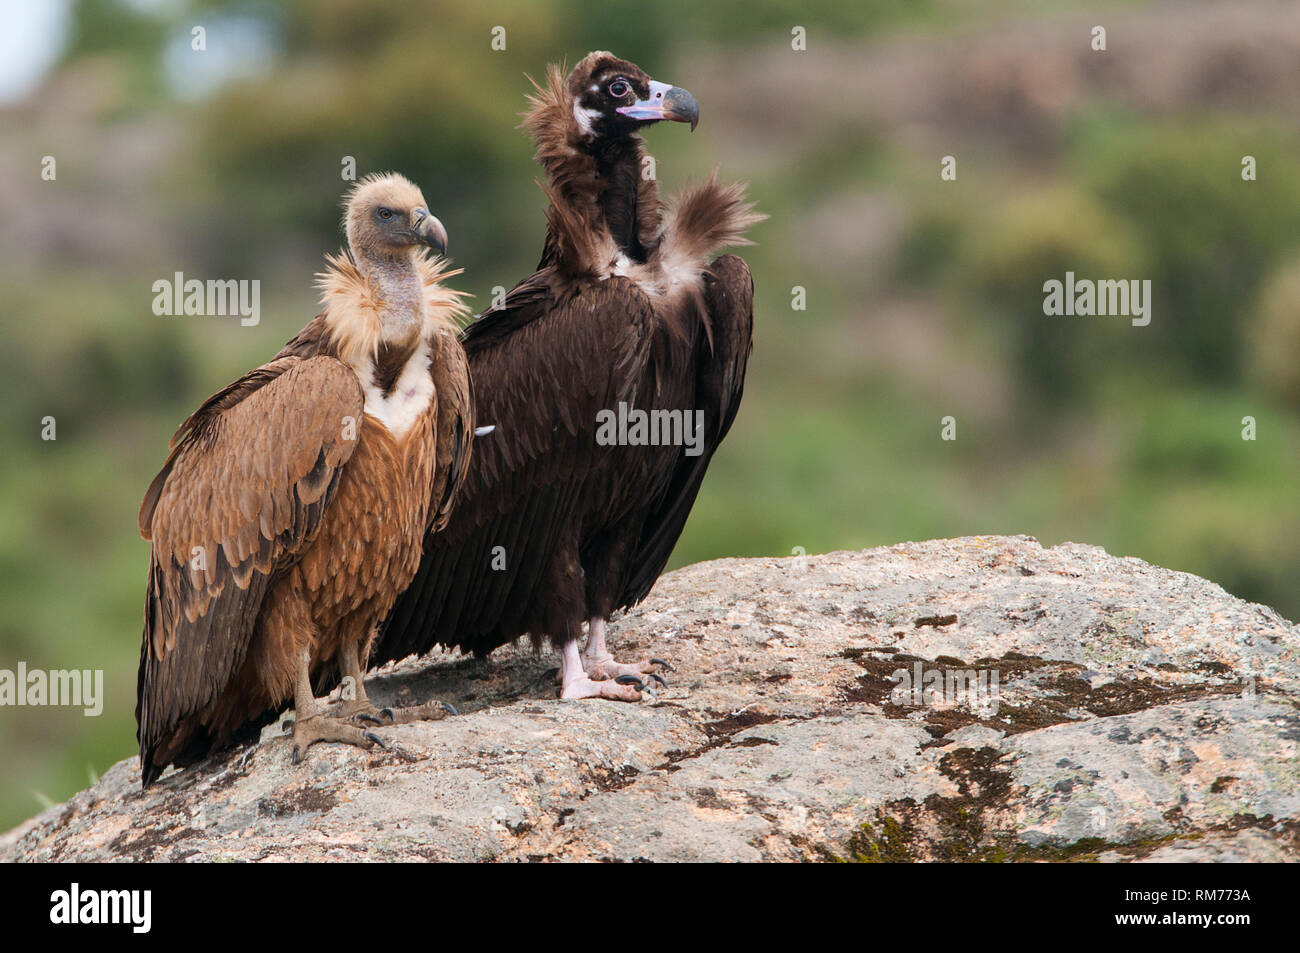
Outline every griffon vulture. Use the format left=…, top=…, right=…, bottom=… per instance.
left=136, top=173, right=473, bottom=785
left=377, top=52, right=762, bottom=699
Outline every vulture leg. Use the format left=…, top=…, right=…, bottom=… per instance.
left=289, top=649, right=384, bottom=764
left=559, top=638, right=644, bottom=701
left=581, top=616, right=670, bottom=687
left=337, top=640, right=456, bottom=726
left=333, top=638, right=387, bottom=723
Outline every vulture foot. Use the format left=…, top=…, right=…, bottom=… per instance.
left=560, top=673, right=644, bottom=701
left=583, top=653, right=670, bottom=687
left=290, top=714, right=384, bottom=765
left=560, top=638, right=645, bottom=700
left=328, top=646, right=454, bottom=728
left=373, top=699, right=458, bottom=724
left=334, top=698, right=387, bottom=725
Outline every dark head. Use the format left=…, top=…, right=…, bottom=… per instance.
left=567, top=51, right=699, bottom=142
left=344, top=172, right=448, bottom=261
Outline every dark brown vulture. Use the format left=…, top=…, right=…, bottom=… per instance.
left=376, top=52, right=762, bottom=699
left=136, top=173, right=473, bottom=785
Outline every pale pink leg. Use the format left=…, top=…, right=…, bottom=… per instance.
left=560, top=639, right=643, bottom=701
left=581, top=616, right=670, bottom=685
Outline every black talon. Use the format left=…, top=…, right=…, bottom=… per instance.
left=291, top=746, right=302, bottom=765
left=650, top=658, right=674, bottom=672
left=364, top=731, right=388, bottom=749
left=441, top=701, right=458, bottom=716
left=615, top=674, right=645, bottom=689
left=649, top=672, right=668, bottom=688
left=354, top=713, right=384, bottom=726
left=379, top=707, right=396, bottom=722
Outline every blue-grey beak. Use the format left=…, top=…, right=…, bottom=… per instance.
left=616, top=79, right=699, bottom=131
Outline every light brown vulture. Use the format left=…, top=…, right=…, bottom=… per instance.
left=376, top=52, right=763, bottom=699
left=136, top=173, right=473, bottom=785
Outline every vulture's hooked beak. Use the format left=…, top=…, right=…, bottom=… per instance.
left=617, top=80, right=699, bottom=131
left=411, top=208, right=448, bottom=256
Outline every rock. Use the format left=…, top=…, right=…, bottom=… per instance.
left=2, top=535, right=1296, bottom=862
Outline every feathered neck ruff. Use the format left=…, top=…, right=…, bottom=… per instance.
left=523, top=64, right=659, bottom=273
left=314, top=251, right=469, bottom=368
left=522, top=63, right=765, bottom=292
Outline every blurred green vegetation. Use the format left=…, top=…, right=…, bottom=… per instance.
left=2, top=0, right=1297, bottom=830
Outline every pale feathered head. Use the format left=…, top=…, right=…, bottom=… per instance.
left=344, top=172, right=448, bottom=260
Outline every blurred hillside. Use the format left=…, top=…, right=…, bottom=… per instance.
left=2, top=0, right=1298, bottom=830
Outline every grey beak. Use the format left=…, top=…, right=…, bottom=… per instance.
left=411, top=208, right=448, bottom=255
left=662, top=85, right=699, bottom=131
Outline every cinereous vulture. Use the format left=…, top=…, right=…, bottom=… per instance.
left=378, top=53, right=763, bottom=700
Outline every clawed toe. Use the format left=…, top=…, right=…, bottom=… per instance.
left=562, top=674, right=644, bottom=702
left=585, top=654, right=672, bottom=687
left=374, top=699, right=458, bottom=724
left=611, top=671, right=666, bottom=688
left=290, top=714, right=380, bottom=765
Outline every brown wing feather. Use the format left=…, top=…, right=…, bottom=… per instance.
left=136, top=355, right=364, bottom=784
left=426, top=326, right=474, bottom=535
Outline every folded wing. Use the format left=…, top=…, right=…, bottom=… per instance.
left=618, top=254, right=755, bottom=607
left=136, top=355, right=364, bottom=783
left=377, top=272, right=657, bottom=661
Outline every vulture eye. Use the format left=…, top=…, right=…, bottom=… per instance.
left=377, top=207, right=393, bottom=220
left=607, top=79, right=630, bottom=98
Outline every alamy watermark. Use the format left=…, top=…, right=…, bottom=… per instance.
left=50, top=883, right=150, bottom=933
left=152, top=272, right=260, bottom=326
left=595, top=401, right=705, bottom=457
left=890, top=660, right=1000, bottom=715
left=1, top=663, right=103, bottom=716
left=1042, top=272, right=1151, bottom=327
